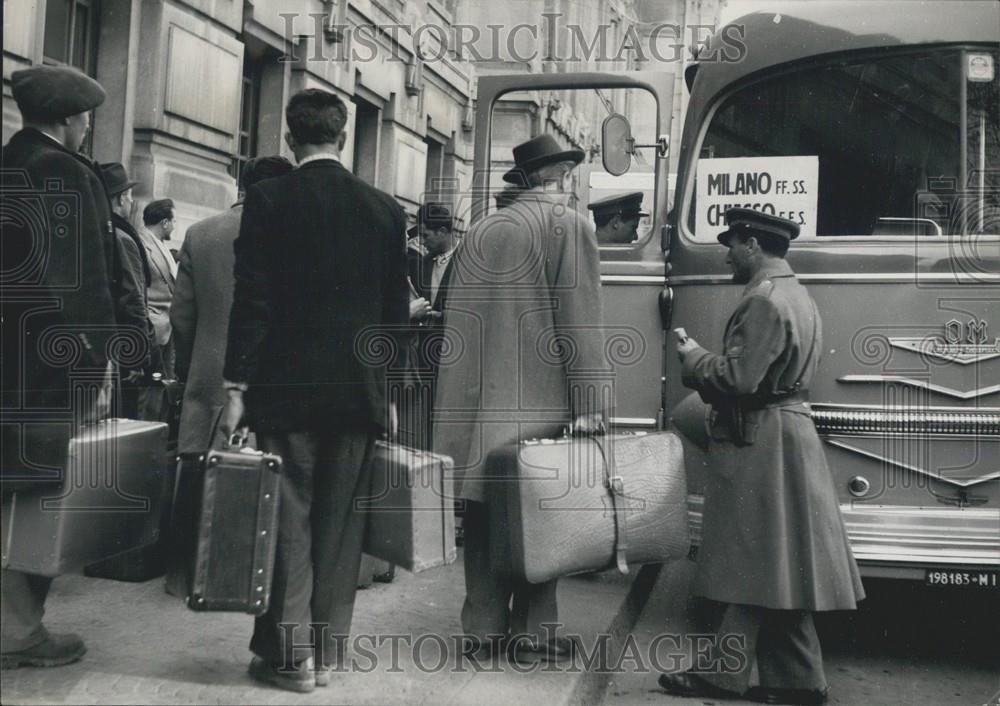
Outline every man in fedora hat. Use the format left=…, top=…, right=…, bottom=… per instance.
left=434, top=133, right=608, bottom=663
left=587, top=191, right=649, bottom=245
left=100, top=161, right=159, bottom=416
left=661, top=208, right=864, bottom=705
left=1, top=64, right=116, bottom=669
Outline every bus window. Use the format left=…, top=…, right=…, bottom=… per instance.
left=685, top=49, right=999, bottom=239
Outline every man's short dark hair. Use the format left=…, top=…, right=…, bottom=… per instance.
left=735, top=229, right=790, bottom=258
left=240, top=155, right=294, bottom=190
left=286, top=89, right=348, bottom=145
left=143, top=198, right=174, bottom=226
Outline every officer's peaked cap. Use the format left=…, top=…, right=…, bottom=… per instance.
left=717, top=207, right=800, bottom=245
left=587, top=191, right=649, bottom=219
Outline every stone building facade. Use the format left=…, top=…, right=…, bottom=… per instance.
left=3, top=0, right=717, bottom=242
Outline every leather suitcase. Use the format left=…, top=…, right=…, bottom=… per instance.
left=361, top=441, right=456, bottom=573
left=1, top=419, right=169, bottom=577
left=183, top=442, right=281, bottom=615
left=488, top=431, right=690, bottom=584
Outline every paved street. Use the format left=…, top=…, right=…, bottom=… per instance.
left=602, top=561, right=1000, bottom=706
left=1, top=553, right=641, bottom=706
left=3, top=557, right=997, bottom=705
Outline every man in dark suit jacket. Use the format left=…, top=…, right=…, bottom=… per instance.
left=1, top=65, right=115, bottom=670
left=99, top=162, right=159, bottom=417
left=220, top=89, right=408, bottom=693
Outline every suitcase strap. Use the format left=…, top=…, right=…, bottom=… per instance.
left=591, top=437, right=629, bottom=575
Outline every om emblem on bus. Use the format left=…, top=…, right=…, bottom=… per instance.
left=888, top=318, right=1000, bottom=365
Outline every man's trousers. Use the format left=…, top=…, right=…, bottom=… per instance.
left=249, top=429, right=375, bottom=668
left=697, top=602, right=828, bottom=694
left=461, top=500, right=558, bottom=642
left=0, top=569, right=53, bottom=653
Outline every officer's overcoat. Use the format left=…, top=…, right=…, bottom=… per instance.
left=681, top=259, right=865, bottom=611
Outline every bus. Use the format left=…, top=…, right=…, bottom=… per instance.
left=470, top=0, right=999, bottom=584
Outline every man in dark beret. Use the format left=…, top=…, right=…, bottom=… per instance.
left=1, top=65, right=115, bottom=669
left=587, top=191, right=648, bottom=244
left=661, top=207, right=864, bottom=705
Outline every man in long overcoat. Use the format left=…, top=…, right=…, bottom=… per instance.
left=662, top=208, right=865, bottom=706
left=166, top=156, right=293, bottom=594
left=171, top=156, right=292, bottom=457
left=1, top=65, right=115, bottom=669
left=220, top=90, right=408, bottom=692
left=434, top=134, right=607, bottom=661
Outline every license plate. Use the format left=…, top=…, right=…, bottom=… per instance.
left=925, top=570, right=1000, bottom=588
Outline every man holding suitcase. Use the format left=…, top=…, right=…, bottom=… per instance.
left=221, top=89, right=408, bottom=692
left=433, top=134, right=607, bottom=663
left=1, top=66, right=116, bottom=669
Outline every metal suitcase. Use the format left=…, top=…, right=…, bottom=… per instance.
left=182, top=440, right=281, bottom=615
left=1, top=419, right=169, bottom=577
left=487, top=431, right=690, bottom=584
left=361, top=441, right=456, bottom=573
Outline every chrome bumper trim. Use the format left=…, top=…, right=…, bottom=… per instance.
left=687, top=496, right=1000, bottom=567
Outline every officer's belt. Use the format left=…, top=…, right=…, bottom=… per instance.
left=739, top=391, right=810, bottom=411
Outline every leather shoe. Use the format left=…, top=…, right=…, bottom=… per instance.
left=746, top=686, right=830, bottom=705
left=1, top=633, right=86, bottom=669
left=248, top=655, right=316, bottom=693
left=657, top=670, right=742, bottom=700
left=509, top=635, right=575, bottom=663
left=314, top=664, right=332, bottom=687
left=460, top=634, right=507, bottom=661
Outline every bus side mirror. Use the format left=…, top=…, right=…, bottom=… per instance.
left=602, top=113, right=633, bottom=176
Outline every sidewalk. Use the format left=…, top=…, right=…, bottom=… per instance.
left=1, top=553, right=658, bottom=706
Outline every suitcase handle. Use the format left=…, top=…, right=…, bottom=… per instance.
left=228, top=429, right=250, bottom=449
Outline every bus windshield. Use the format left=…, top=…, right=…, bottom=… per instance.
left=686, top=48, right=999, bottom=240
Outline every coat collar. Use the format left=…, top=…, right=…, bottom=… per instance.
left=12, top=128, right=106, bottom=178
left=743, top=258, right=795, bottom=295
left=297, top=158, right=346, bottom=172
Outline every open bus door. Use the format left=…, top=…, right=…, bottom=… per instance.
left=470, top=71, right=675, bottom=430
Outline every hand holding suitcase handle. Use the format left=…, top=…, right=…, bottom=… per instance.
left=567, top=413, right=607, bottom=437
left=218, top=387, right=247, bottom=447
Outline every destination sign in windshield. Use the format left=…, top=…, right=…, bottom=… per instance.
left=695, top=156, right=819, bottom=240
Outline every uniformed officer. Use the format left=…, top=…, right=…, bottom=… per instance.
left=587, top=191, right=648, bottom=244
left=661, top=208, right=865, bottom=705
left=2, top=65, right=116, bottom=669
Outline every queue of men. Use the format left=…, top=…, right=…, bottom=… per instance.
left=0, top=65, right=862, bottom=706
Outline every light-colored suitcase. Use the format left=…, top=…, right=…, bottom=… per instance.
left=488, top=431, right=690, bottom=584
left=2, top=419, right=169, bottom=577
left=361, top=441, right=456, bottom=573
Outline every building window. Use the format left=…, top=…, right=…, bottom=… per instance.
left=43, top=0, right=100, bottom=74
left=424, top=137, right=444, bottom=200
left=43, top=0, right=100, bottom=154
left=352, top=96, right=381, bottom=186
left=232, top=55, right=262, bottom=183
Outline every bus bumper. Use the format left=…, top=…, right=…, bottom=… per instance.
left=687, top=496, right=1000, bottom=580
